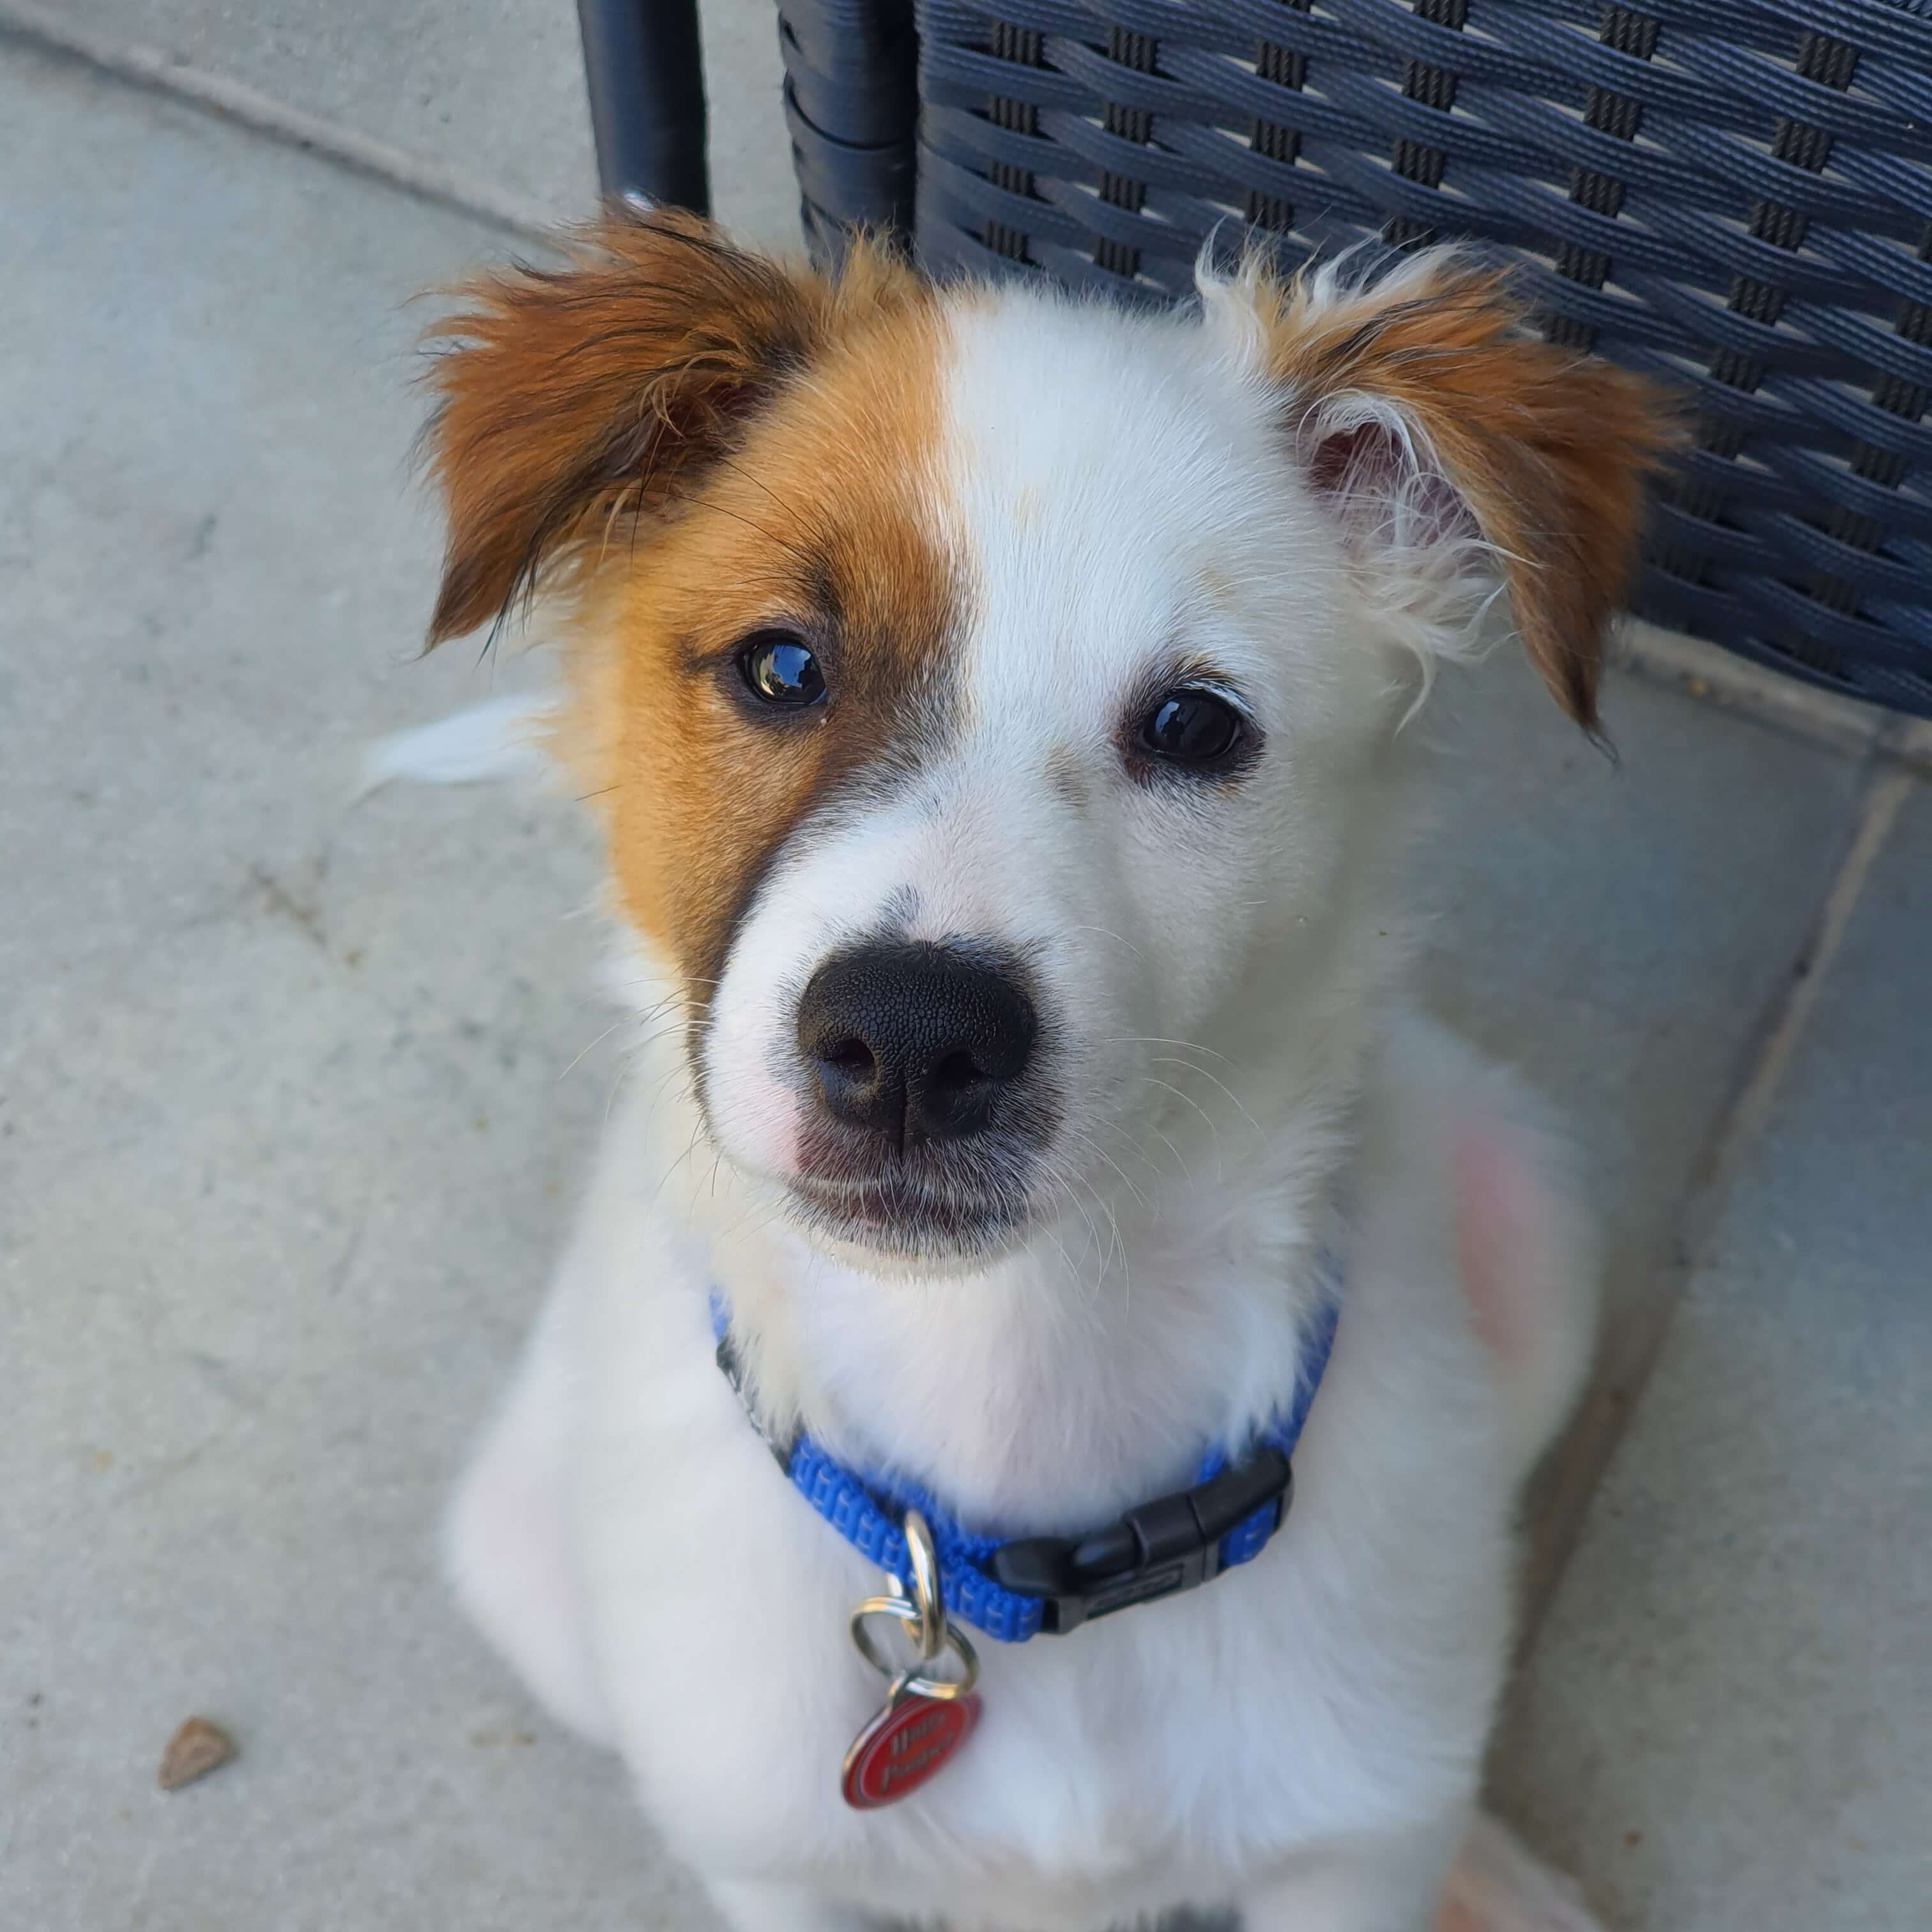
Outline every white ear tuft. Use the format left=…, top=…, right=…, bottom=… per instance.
left=357, top=691, right=562, bottom=798
left=1213, top=245, right=1678, bottom=730
left=1300, top=402, right=1482, bottom=558
left=1293, top=393, right=1512, bottom=709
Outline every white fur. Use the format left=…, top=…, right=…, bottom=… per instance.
left=360, top=690, right=558, bottom=795
left=437, top=266, right=1606, bottom=1931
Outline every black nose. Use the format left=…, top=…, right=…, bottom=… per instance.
left=797, top=942, right=1037, bottom=1147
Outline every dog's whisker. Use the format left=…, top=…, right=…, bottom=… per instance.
left=1130, top=1074, right=1229, bottom=1182
left=1149, top=1055, right=1264, bottom=1138
left=647, top=1119, right=716, bottom=1212
left=601, top=1057, right=634, bottom=1128
left=1093, top=1112, right=1184, bottom=1192
left=1130, top=1111, right=1194, bottom=1188
left=1025, top=1144, right=1107, bottom=1291
left=1062, top=923, right=1147, bottom=962
left=1054, top=1127, right=1141, bottom=1295
left=1101, top=1034, right=1239, bottom=1067
left=558, top=1017, right=634, bottom=1082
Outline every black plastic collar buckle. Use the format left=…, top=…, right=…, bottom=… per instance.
left=986, top=1448, right=1294, bottom=1634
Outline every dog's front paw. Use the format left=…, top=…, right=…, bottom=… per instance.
left=1439, top=1814, right=1609, bottom=1932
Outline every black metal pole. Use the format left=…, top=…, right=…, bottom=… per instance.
left=576, top=0, right=711, bottom=215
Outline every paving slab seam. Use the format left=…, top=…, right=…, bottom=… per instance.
left=0, top=0, right=563, bottom=247
left=1514, top=749, right=1919, bottom=1652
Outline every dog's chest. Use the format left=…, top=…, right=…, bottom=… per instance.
left=573, top=1229, right=1505, bottom=1897
left=588, top=1475, right=1485, bottom=1914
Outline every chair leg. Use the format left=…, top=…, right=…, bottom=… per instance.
left=576, top=0, right=711, bottom=215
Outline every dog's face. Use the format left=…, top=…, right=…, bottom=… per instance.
left=422, top=215, right=1669, bottom=1266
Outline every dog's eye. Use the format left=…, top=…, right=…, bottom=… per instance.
left=1137, top=688, right=1245, bottom=767
left=739, top=632, right=825, bottom=708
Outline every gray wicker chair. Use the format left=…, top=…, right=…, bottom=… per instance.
left=585, top=0, right=1932, bottom=721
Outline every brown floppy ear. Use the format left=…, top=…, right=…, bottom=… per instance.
left=418, top=209, right=895, bottom=646
left=1250, top=252, right=1680, bottom=730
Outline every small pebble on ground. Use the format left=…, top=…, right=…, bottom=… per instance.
left=157, top=1717, right=237, bottom=1791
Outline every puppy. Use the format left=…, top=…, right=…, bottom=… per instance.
left=416, top=210, right=1671, bottom=1931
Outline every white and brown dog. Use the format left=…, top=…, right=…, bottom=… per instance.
left=411, top=210, right=1672, bottom=1931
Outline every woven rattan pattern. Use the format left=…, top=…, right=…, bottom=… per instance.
left=914, top=0, right=1932, bottom=717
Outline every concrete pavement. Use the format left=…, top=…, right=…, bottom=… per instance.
left=3, top=8, right=1927, bottom=1926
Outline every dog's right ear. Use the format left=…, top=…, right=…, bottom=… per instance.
left=419, top=210, right=856, bottom=647
left=1204, top=247, right=1678, bottom=733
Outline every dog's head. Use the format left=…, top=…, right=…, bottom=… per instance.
left=420, top=211, right=1671, bottom=1268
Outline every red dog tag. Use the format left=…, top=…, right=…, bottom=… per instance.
left=840, top=1687, right=979, bottom=1809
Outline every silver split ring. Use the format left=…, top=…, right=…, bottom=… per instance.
left=848, top=1596, right=981, bottom=1701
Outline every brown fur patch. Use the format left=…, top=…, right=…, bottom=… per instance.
left=418, top=209, right=929, bottom=645
left=588, top=305, right=964, bottom=1004
left=418, top=210, right=963, bottom=1007
left=1255, top=259, right=1681, bottom=729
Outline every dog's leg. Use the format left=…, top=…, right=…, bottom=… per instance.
left=703, top=1878, right=870, bottom=1932
left=1243, top=1813, right=1607, bottom=1932
left=445, top=1278, right=615, bottom=1746
left=1447, top=1109, right=1597, bottom=1476
left=1241, top=1816, right=1463, bottom=1932
left=1435, top=1814, right=1607, bottom=1932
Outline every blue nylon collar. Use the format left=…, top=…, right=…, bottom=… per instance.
left=710, top=1268, right=1340, bottom=1643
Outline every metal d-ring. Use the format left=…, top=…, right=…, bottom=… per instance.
left=845, top=1507, right=980, bottom=1700
left=901, top=1508, right=944, bottom=1661
left=848, top=1597, right=981, bottom=1702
